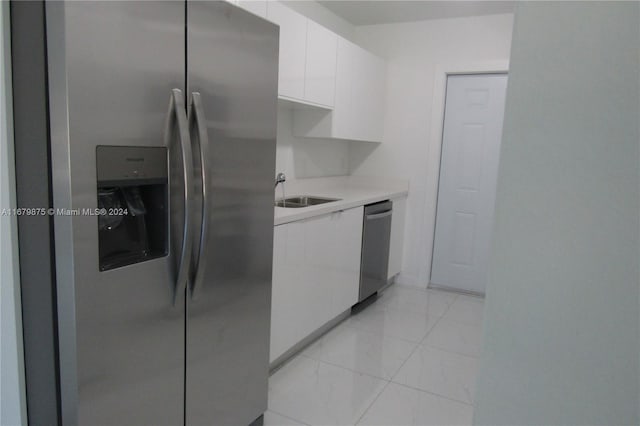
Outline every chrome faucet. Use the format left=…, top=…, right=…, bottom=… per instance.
left=275, top=172, right=286, bottom=188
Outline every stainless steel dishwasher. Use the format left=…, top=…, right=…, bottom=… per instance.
left=359, top=200, right=393, bottom=302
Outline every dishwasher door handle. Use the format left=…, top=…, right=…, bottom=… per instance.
left=365, top=210, right=392, bottom=220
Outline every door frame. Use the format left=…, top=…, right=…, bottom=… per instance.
left=419, top=61, right=509, bottom=290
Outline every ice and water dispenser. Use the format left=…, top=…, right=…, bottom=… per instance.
left=96, top=146, right=168, bottom=271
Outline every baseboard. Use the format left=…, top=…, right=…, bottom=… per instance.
left=394, top=273, right=427, bottom=289
left=428, top=282, right=485, bottom=298
left=269, top=309, right=351, bottom=374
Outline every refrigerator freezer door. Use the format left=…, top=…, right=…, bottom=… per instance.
left=47, top=2, right=187, bottom=424
left=186, top=2, right=279, bottom=424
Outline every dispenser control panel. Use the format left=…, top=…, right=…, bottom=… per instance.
left=96, top=146, right=167, bottom=185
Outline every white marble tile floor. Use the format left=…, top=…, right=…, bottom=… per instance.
left=266, top=285, right=484, bottom=426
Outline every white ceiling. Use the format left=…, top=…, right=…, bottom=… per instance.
left=317, top=1, right=516, bottom=26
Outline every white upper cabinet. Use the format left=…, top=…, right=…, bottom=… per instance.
left=267, top=2, right=338, bottom=108
left=237, top=0, right=267, bottom=18
left=355, top=47, right=386, bottom=142
left=265, top=1, right=386, bottom=142
left=268, top=1, right=307, bottom=100
left=331, top=37, right=357, bottom=138
left=303, top=20, right=338, bottom=107
left=292, top=36, right=386, bottom=143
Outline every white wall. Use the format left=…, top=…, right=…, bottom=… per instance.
left=351, top=13, right=514, bottom=288
left=275, top=105, right=350, bottom=179
left=474, top=2, right=639, bottom=425
left=0, top=2, right=27, bottom=425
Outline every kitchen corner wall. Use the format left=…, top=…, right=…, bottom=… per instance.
left=351, top=13, right=514, bottom=288
left=474, top=3, right=639, bottom=424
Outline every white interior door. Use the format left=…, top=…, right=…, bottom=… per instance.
left=431, top=74, right=508, bottom=294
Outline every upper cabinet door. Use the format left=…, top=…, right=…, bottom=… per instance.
left=267, top=1, right=307, bottom=100
left=350, top=44, right=386, bottom=142
left=350, top=44, right=370, bottom=139
left=304, top=20, right=337, bottom=107
left=332, top=36, right=356, bottom=139
left=369, top=54, right=386, bottom=141
left=292, top=35, right=386, bottom=143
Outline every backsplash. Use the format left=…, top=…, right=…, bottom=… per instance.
left=275, top=105, right=350, bottom=179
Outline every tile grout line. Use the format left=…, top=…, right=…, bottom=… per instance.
left=339, top=317, right=428, bottom=346
left=355, top=302, right=449, bottom=424
left=387, top=380, right=476, bottom=407
left=380, top=287, right=458, bottom=384
left=298, top=353, right=391, bottom=382
left=270, top=356, right=387, bottom=425
left=420, top=341, right=482, bottom=359
left=349, top=289, right=459, bottom=345
left=304, top=310, right=472, bottom=383
left=386, top=342, right=476, bottom=407
left=353, top=289, right=477, bottom=414
left=302, top=309, right=473, bottom=380
left=358, top=288, right=462, bottom=420
left=419, top=291, right=485, bottom=358
left=269, top=287, right=467, bottom=425
left=415, top=297, right=453, bottom=347
left=266, top=408, right=312, bottom=426
left=356, top=342, right=428, bottom=424
left=354, top=378, right=392, bottom=425
left=280, top=355, right=392, bottom=426
left=355, top=298, right=453, bottom=422
left=346, top=317, right=440, bottom=346
left=383, top=293, right=481, bottom=407
left=313, top=287, right=447, bottom=424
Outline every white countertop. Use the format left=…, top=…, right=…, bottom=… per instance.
left=274, top=176, right=409, bottom=225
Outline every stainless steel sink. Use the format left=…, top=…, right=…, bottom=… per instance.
left=275, top=195, right=341, bottom=208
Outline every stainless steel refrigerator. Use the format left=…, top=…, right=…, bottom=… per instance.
left=11, top=1, right=278, bottom=424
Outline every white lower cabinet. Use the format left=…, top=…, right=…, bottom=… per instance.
left=388, top=196, right=407, bottom=280
left=270, top=207, right=363, bottom=363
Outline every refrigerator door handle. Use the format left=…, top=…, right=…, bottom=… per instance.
left=189, top=92, right=210, bottom=299
left=168, top=88, right=194, bottom=304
